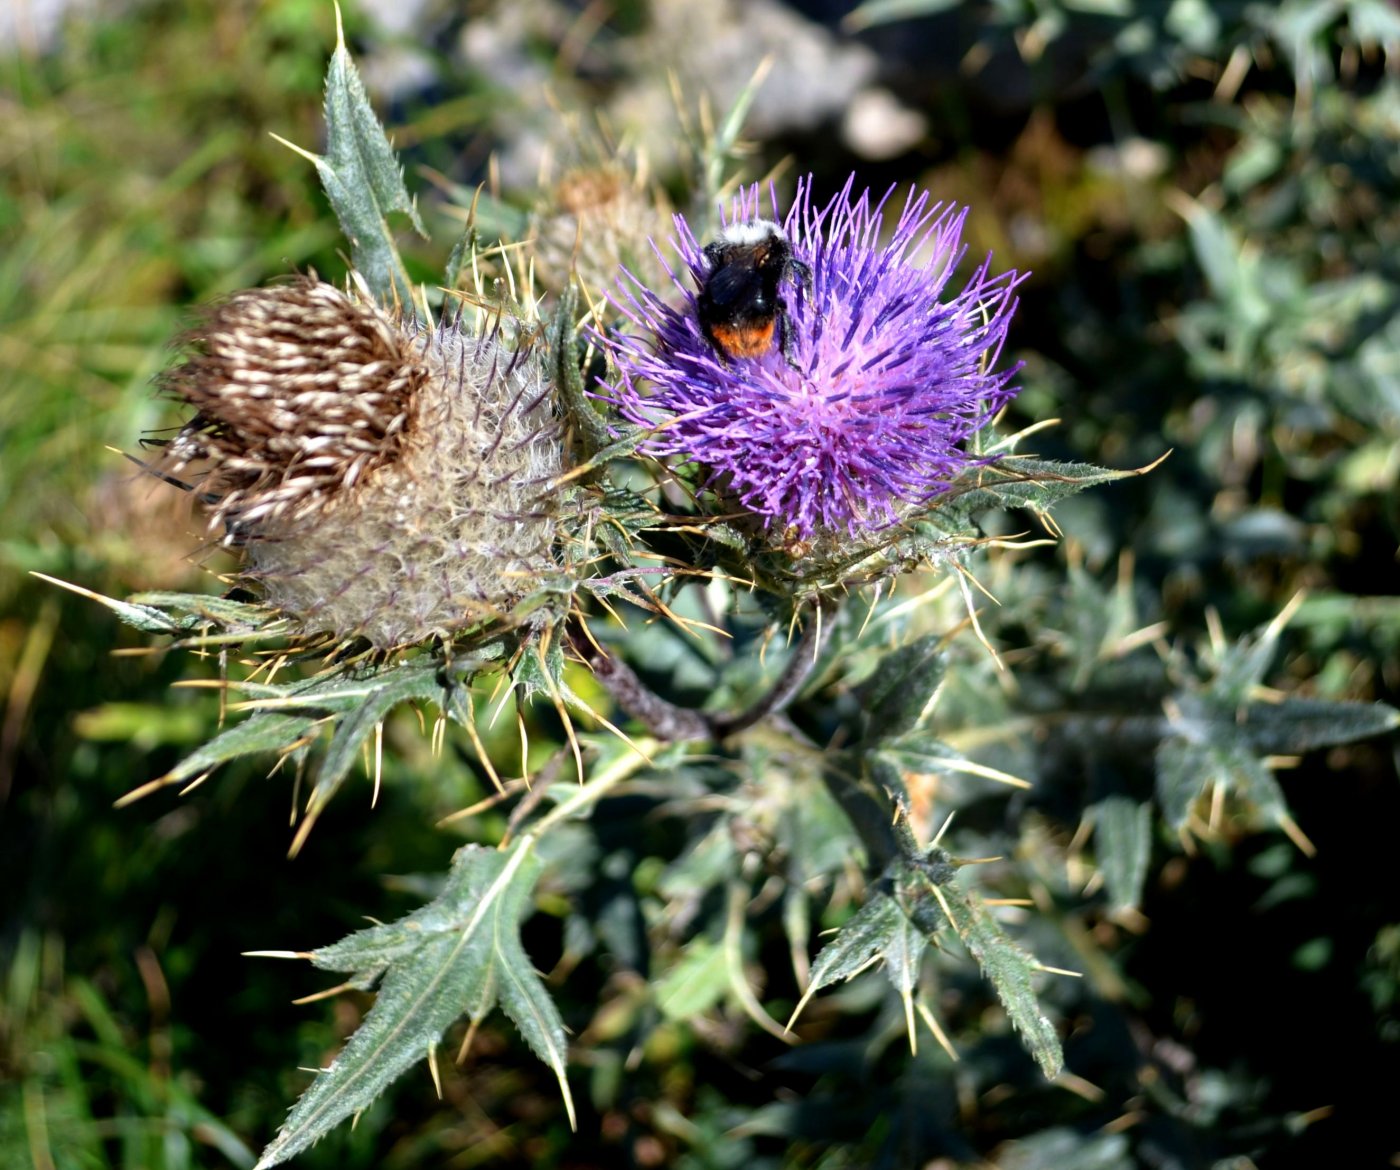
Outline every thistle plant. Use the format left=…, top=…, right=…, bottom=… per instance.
left=57, top=14, right=1400, bottom=1170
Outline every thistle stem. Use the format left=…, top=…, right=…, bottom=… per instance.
left=576, top=637, right=711, bottom=742
left=708, top=603, right=832, bottom=737
left=572, top=600, right=833, bottom=743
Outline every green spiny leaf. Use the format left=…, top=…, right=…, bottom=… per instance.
left=494, top=897, right=576, bottom=1128
left=128, top=590, right=283, bottom=633
left=158, top=712, right=320, bottom=789
left=859, top=634, right=946, bottom=743
left=255, top=839, right=561, bottom=1168
left=274, top=7, right=424, bottom=308
left=551, top=283, right=612, bottom=463
left=1235, top=696, right=1400, bottom=754
left=882, top=911, right=929, bottom=1050
left=940, top=456, right=1164, bottom=522
left=789, top=893, right=903, bottom=1027
left=301, top=660, right=453, bottom=826
left=937, top=876, right=1064, bottom=1079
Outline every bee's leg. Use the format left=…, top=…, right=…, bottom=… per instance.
left=790, top=257, right=814, bottom=303
left=778, top=300, right=803, bottom=371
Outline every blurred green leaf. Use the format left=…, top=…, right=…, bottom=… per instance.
left=1093, top=796, right=1153, bottom=911
left=844, top=0, right=961, bottom=32
left=655, top=937, right=730, bottom=1021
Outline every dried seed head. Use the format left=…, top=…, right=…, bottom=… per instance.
left=528, top=164, right=671, bottom=295
left=159, top=279, right=566, bottom=647
left=161, top=280, right=423, bottom=531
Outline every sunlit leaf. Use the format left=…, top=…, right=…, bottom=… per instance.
left=255, top=838, right=569, bottom=1168
left=273, top=6, right=424, bottom=307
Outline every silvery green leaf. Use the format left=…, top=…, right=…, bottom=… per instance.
left=1155, top=733, right=1215, bottom=830
left=1235, top=697, right=1400, bottom=755
left=796, top=893, right=903, bottom=1013
left=34, top=573, right=189, bottom=635
left=159, top=713, right=320, bottom=788
left=1093, top=796, right=1153, bottom=912
left=881, top=911, right=929, bottom=1044
left=255, top=839, right=569, bottom=1168
left=276, top=8, right=424, bottom=308
left=301, top=660, right=453, bottom=826
left=938, top=877, right=1063, bottom=1079
left=128, top=590, right=279, bottom=633
left=550, top=284, right=612, bottom=462
left=940, top=456, right=1161, bottom=520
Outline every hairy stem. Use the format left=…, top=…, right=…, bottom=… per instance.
left=572, top=600, right=833, bottom=744
left=709, top=604, right=833, bottom=737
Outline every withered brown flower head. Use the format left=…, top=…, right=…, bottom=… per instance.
left=528, top=163, right=671, bottom=295
left=160, top=279, right=565, bottom=647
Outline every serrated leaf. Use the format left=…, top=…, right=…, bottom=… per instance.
left=551, top=284, right=612, bottom=463
left=859, top=634, right=946, bottom=743
left=797, top=893, right=903, bottom=1011
left=1093, top=796, right=1153, bottom=912
left=302, top=660, right=451, bottom=824
left=512, top=631, right=570, bottom=709
left=277, top=9, right=424, bottom=308
left=128, top=591, right=279, bottom=632
left=256, top=839, right=565, bottom=1168
left=160, top=713, right=320, bottom=788
left=938, top=878, right=1063, bottom=1079
left=941, top=456, right=1159, bottom=520
left=495, top=910, right=576, bottom=1128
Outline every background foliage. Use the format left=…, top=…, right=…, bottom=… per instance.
left=3, top=1, right=1398, bottom=1167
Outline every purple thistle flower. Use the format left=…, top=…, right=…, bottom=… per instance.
left=595, top=175, right=1027, bottom=540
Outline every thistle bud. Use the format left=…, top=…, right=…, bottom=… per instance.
left=160, top=279, right=564, bottom=647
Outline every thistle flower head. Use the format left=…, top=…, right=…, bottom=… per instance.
left=159, top=279, right=564, bottom=647
left=597, top=176, right=1026, bottom=541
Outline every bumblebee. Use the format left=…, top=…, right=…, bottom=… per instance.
left=697, top=219, right=811, bottom=368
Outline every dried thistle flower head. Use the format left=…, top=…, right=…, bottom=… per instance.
left=528, top=163, right=671, bottom=295
left=160, top=279, right=565, bottom=647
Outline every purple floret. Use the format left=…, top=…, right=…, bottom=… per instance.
left=595, top=175, right=1027, bottom=539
